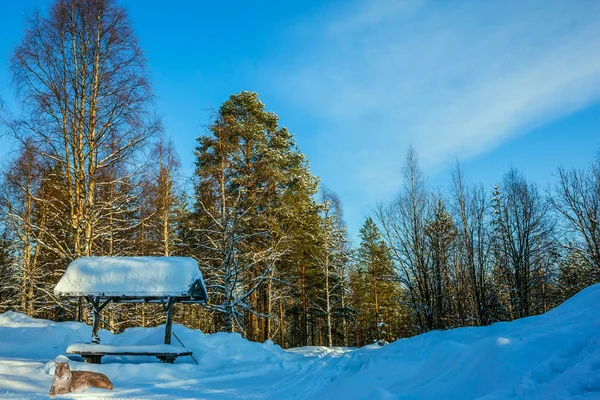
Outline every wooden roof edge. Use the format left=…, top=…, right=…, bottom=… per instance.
left=56, top=294, right=207, bottom=304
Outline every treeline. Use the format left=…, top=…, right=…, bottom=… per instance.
left=1, top=0, right=599, bottom=349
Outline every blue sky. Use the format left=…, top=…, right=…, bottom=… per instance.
left=1, top=0, right=599, bottom=241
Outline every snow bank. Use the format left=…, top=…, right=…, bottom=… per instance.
left=0, top=311, right=91, bottom=360
left=2, top=284, right=600, bottom=399
left=54, top=256, right=207, bottom=298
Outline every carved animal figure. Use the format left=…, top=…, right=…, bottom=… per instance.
left=49, top=356, right=113, bottom=398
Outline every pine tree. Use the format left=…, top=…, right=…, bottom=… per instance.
left=278, top=196, right=321, bottom=347
left=191, top=91, right=318, bottom=336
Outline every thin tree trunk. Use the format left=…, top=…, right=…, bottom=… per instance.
left=279, top=298, right=285, bottom=347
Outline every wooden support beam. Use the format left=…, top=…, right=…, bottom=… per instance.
left=164, top=297, right=176, bottom=345
left=159, top=298, right=168, bottom=313
left=98, top=298, right=112, bottom=312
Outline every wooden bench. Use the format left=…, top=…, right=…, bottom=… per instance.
left=66, top=343, right=192, bottom=364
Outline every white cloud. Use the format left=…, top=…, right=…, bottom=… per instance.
left=268, top=0, right=600, bottom=234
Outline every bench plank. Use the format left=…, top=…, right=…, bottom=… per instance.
left=66, top=343, right=192, bottom=364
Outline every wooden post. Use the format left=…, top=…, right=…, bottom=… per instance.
left=164, top=297, right=175, bottom=345
left=91, top=297, right=100, bottom=344
left=89, top=297, right=111, bottom=344
left=77, top=297, right=84, bottom=322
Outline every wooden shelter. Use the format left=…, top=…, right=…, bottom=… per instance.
left=54, top=256, right=208, bottom=363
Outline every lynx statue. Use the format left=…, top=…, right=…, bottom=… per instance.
left=49, top=356, right=113, bottom=397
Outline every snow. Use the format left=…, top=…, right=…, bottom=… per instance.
left=54, top=256, right=207, bottom=298
left=66, top=343, right=191, bottom=355
left=497, top=337, right=511, bottom=346
left=3, top=283, right=600, bottom=398
left=53, top=356, right=69, bottom=364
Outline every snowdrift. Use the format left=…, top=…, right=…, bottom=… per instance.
left=2, top=284, right=600, bottom=399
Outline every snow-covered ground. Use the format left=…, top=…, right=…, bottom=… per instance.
left=2, top=284, right=600, bottom=399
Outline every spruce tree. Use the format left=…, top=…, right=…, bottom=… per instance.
left=353, top=217, right=399, bottom=343
left=424, top=199, right=456, bottom=329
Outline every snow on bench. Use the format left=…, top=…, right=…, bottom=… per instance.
left=66, top=343, right=192, bottom=364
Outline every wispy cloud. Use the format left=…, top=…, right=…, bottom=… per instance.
left=268, top=0, right=600, bottom=233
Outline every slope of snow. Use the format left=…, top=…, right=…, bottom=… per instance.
left=54, top=256, right=206, bottom=297
left=2, top=284, right=600, bottom=399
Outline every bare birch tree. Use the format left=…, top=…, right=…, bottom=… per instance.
left=313, top=188, right=349, bottom=347
left=492, top=168, right=556, bottom=318
left=376, top=147, right=433, bottom=332
left=452, top=162, right=492, bottom=325
left=552, top=160, right=600, bottom=271
left=10, top=0, right=159, bottom=319
left=11, top=0, right=158, bottom=257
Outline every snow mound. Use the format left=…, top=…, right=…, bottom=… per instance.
left=316, top=283, right=600, bottom=399
left=2, top=284, right=600, bottom=399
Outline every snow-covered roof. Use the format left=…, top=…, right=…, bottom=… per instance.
left=54, top=257, right=207, bottom=301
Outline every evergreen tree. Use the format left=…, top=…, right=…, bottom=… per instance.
left=353, top=217, right=400, bottom=343
left=557, top=247, right=596, bottom=300
left=424, top=198, right=456, bottom=329
left=278, top=196, right=321, bottom=347
left=0, top=229, right=16, bottom=313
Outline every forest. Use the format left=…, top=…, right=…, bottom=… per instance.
left=0, top=0, right=599, bottom=350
